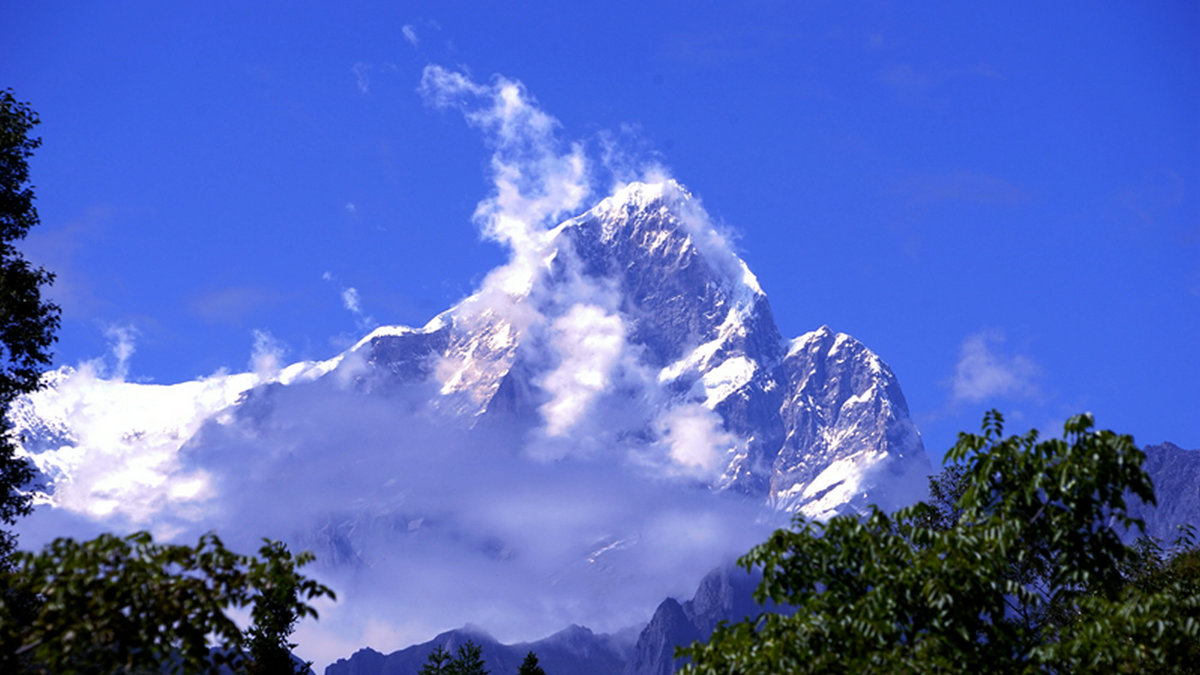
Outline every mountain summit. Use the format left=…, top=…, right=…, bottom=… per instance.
left=330, top=179, right=928, bottom=515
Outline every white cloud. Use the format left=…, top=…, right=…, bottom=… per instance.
left=102, top=323, right=139, bottom=381
left=15, top=329, right=338, bottom=529
left=951, top=330, right=1039, bottom=403
left=341, top=287, right=362, bottom=314
left=250, top=329, right=287, bottom=379
left=344, top=202, right=357, bottom=216
left=19, top=362, right=772, bottom=668
left=402, top=24, right=419, bottom=47
left=352, top=62, right=371, bottom=94
left=538, top=304, right=627, bottom=438
left=16, top=364, right=247, bottom=528
left=341, top=287, right=376, bottom=331
left=323, top=275, right=376, bottom=333
left=657, top=403, right=733, bottom=478
left=419, top=65, right=591, bottom=302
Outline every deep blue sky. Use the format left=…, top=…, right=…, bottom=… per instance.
left=5, top=1, right=1198, bottom=460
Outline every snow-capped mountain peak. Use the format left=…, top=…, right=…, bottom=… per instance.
left=13, top=178, right=928, bottom=537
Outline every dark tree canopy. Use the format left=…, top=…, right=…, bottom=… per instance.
left=245, top=540, right=324, bottom=674
left=679, top=411, right=1200, bottom=674
left=517, top=650, right=546, bottom=675
left=452, top=641, right=488, bottom=675
left=419, top=645, right=454, bottom=675
left=419, top=640, right=490, bottom=675
left=0, top=89, right=59, bottom=563
left=0, top=89, right=58, bottom=406
left=0, top=532, right=334, bottom=674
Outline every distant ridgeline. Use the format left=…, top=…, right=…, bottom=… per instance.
left=325, top=564, right=762, bottom=675
left=325, top=440, right=1200, bottom=675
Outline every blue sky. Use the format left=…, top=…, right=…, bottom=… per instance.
left=5, top=1, right=1198, bottom=461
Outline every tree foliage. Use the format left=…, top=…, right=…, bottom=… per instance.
left=516, top=650, right=546, bottom=675
left=0, top=531, right=334, bottom=674
left=419, top=640, right=490, bottom=675
left=244, top=540, right=326, bottom=674
left=0, top=89, right=59, bottom=564
left=679, top=411, right=1200, bottom=674
left=419, top=645, right=454, bottom=675
left=452, top=640, right=488, bottom=675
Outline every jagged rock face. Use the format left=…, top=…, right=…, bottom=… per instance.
left=622, top=598, right=699, bottom=675
left=1130, top=442, right=1200, bottom=542
left=771, top=327, right=926, bottom=514
left=559, top=191, right=783, bottom=370
left=623, top=565, right=763, bottom=675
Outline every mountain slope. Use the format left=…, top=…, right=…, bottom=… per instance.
left=1130, top=442, right=1200, bottom=542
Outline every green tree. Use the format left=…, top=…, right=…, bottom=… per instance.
left=0, top=531, right=334, bottom=674
left=679, top=411, right=1200, bottom=674
left=0, top=89, right=59, bottom=564
left=244, top=540, right=324, bottom=675
left=516, top=650, right=546, bottom=675
left=420, top=645, right=454, bottom=675
left=451, top=640, right=488, bottom=675
left=908, top=461, right=967, bottom=533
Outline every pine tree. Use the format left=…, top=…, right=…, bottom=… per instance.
left=419, top=645, right=453, bottom=675
left=516, top=650, right=546, bottom=675
left=452, top=640, right=488, bottom=675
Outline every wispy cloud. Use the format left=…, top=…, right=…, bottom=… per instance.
left=321, top=273, right=376, bottom=332
left=657, top=403, right=734, bottom=477
left=890, top=171, right=1030, bottom=206
left=352, top=62, right=371, bottom=94
left=190, top=285, right=280, bottom=324
left=879, top=63, right=1003, bottom=107
left=402, top=24, right=419, bottom=47
left=950, top=330, right=1039, bottom=404
left=250, top=329, right=287, bottom=379
left=341, top=287, right=362, bottom=315
left=20, top=205, right=116, bottom=318
left=102, top=323, right=139, bottom=382
left=879, top=63, right=932, bottom=89
left=419, top=64, right=591, bottom=265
